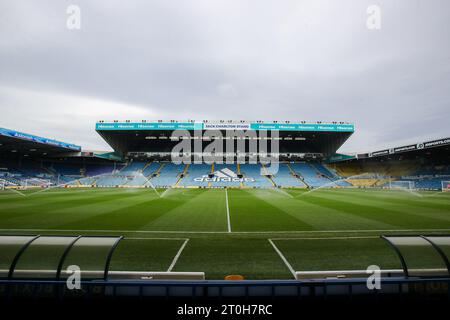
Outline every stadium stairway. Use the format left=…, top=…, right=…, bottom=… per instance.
left=151, top=163, right=183, bottom=188
left=178, top=164, right=210, bottom=187
left=270, top=164, right=307, bottom=188
left=208, top=163, right=214, bottom=188
left=286, top=163, right=309, bottom=188
left=237, top=163, right=243, bottom=188
left=142, top=162, right=160, bottom=177
left=154, top=163, right=166, bottom=175
left=290, top=163, right=334, bottom=188
left=174, top=164, right=190, bottom=187
left=261, top=164, right=277, bottom=187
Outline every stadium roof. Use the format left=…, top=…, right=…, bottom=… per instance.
left=96, top=120, right=355, bottom=132
left=329, top=137, right=450, bottom=163
left=96, top=120, right=355, bottom=157
left=358, top=137, right=450, bottom=159
left=0, top=127, right=81, bottom=157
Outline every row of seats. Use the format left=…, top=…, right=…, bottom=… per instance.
left=270, top=165, right=305, bottom=188
left=1, top=161, right=347, bottom=189
left=7, top=160, right=447, bottom=190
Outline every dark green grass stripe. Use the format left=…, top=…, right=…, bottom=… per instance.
left=0, top=190, right=151, bottom=222
left=173, top=238, right=293, bottom=280
left=0, top=189, right=126, bottom=211
left=333, top=189, right=450, bottom=207
left=274, top=238, right=401, bottom=271
left=261, top=194, right=394, bottom=230
left=312, top=190, right=450, bottom=223
left=326, top=189, right=450, bottom=210
left=296, top=194, right=449, bottom=229
left=145, top=189, right=227, bottom=231
left=229, top=189, right=314, bottom=231
left=110, top=239, right=184, bottom=272
left=57, top=190, right=208, bottom=231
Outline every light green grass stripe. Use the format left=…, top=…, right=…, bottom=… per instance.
left=260, top=189, right=395, bottom=230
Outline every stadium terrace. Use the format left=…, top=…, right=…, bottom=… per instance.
left=0, top=120, right=449, bottom=191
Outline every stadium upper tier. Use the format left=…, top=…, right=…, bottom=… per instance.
left=1, top=125, right=449, bottom=191
left=95, top=120, right=355, bottom=159
left=0, top=127, right=81, bottom=157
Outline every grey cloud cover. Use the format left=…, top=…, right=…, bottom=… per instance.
left=0, top=0, right=449, bottom=152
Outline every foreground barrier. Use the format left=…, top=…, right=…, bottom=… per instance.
left=0, top=277, right=449, bottom=300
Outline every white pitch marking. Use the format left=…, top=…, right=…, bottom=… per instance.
left=270, top=236, right=378, bottom=240
left=268, top=239, right=296, bottom=278
left=123, top=237, right=189, bottom=241
left=167, top=238, right=189, bottom=272
left=225, top=189, right=231, bottom=233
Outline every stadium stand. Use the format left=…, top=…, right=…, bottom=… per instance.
left=119, top=161, right=147, bottom=175
left=209, top=163, right=241, bottom=187
left=85, top=164, right=117, bottom=176
left=95, top=175, right=128, bottom=187
left=239, top=164, right=274, bottom=188
left=290, top=163, right=333, bottom=188
left=270, top=164, right=306, bottom=188
left=1, top=123, right=448, bottom=191
left=143, top=162, right=160, bottom=176
left=178, top=164, right=211, bottom=187
left=151, top=163, right=185, bottom=187
left=312, top=163, right=351, bottom=187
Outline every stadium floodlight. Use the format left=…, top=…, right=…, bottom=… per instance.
left=442, top=181, right=450, bottom=192
left=389, top=180, right=415, bottom=190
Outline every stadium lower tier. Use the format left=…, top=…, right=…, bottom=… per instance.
left=1, top=161, right=449, bottom=190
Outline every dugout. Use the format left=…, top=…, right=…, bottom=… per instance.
left=0, top=235, right=122, bottom=280
left=381, top=235, right=450, bottom=277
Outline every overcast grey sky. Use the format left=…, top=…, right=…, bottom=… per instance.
left=0, top=0, right=449, bottom=153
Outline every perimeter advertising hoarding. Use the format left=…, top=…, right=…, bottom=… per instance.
left=0, top=127, right=81, bottom=151
left=96, top=122, right=355, bottom=133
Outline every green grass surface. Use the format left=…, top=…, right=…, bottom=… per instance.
left=0, top=187, right=449, bottom=279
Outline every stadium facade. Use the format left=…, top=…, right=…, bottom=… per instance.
left=1, top=121, right=449, bottom=191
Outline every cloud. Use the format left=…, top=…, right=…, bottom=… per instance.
left=0, top=85, right=159, bottom=150
left=216, top=83, right=239, bottom=99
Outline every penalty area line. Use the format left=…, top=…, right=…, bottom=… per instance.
left=268, top=239, right=296, bottom=278
left=167, top=238, right=189, bottom=272
left=271, top=236, right=379, bottom=240
left=123, top=237, right=189, bottom=241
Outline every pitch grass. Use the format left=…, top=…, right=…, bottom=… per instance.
left=0, top=187, right=449, bottom=279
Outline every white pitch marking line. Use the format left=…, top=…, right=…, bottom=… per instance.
left=167, top=238, right=189, bottom=272
left=268, top=239, right=296, bottom=278
left=225, top=189, right=231, bottom=233
left=272, top=236, right=378, bottom=240
left=124, top=237, right=189, bottom=241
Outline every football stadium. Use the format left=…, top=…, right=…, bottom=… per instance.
left=0, top=120, right=449, bottom=302
left=2, top=0, right=450, bottom=312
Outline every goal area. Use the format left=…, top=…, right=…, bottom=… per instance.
left=388, top=180, right=415, bottom=190
left=442, top=181, right=450, bottom=192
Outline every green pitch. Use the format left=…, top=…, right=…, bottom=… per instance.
left=0, top=187, right=449, bottom=279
